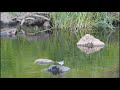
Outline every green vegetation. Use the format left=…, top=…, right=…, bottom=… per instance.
left=50, top=12, right=119, bottom=30
left=50, top=12, right=119, bottom=37
left=7, top=12, right=119, bottom=37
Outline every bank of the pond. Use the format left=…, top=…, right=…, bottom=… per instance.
left=1, top=12, right=119, bottom=37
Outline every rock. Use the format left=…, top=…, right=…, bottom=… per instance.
left=77, top=34, right=105, bottom=46
left=15, top=12, right=51, bottom=27
left=34, top=59, right=54, bottom=65
left=34, top=59, right=68, bottom=76
left=17, top=12, right=52, bottom=35
left=42, top=65, right=70, bottom=76
left=0, top=28, right=17, bottom=38
left=1, top=12, right=53, bottom=36
left=0, top=21, right=20, bottom=29
left=0, top=13, right=20, bottom=29
left=1, top=12, right=14, bottom=23
left=77, top=34, right=105, bottom=54
left=34, top=59, right=64, bottom=65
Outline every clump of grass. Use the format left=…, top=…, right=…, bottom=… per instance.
left=50, top=12, right=119, bottom=38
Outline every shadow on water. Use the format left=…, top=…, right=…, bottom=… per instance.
left=1, top=29, right=119, bottom=78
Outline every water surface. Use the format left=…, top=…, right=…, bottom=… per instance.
left=1, top=30, right=119, bottom=78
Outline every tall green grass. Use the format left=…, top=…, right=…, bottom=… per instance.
left=50, top=12, right=119, bottom=37
left=50, top=12, right=118, bottom=30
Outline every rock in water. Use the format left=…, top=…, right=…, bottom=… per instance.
left=42, top=65, right=70, bottom=76
left=77, top=34, right=105, bottom=46
left=34, top=59, right=54, bottom=65
left=0, top=28, right=17, bottom=38
left=77, top=34, right=105, bottom=54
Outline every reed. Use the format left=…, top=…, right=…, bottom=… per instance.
left=50, top=12, right=119, bottom=37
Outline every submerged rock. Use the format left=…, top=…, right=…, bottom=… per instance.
left=0, top=28, right=17, bottom=38
left=42, top=65, right=70, bottom=76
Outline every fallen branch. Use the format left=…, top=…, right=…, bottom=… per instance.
left=25, top=14, right=50, bottom=21
left=20, top=17, right=35, bottom=26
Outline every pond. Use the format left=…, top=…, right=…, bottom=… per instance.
left=1, top=30, right=119, bottom=78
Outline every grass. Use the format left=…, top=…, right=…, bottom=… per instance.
left=5, top=12, right=120, bottom=38
left=50, top=12, right=119, bottom=30
left=50, top=12, right=119, bottom=38
left=7, top=12, right=119, bottom=32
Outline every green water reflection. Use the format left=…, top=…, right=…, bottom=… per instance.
left=1, top=31, right=119, bottom=78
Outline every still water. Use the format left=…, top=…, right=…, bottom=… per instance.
left=1, top=30, right=119, bottom=78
